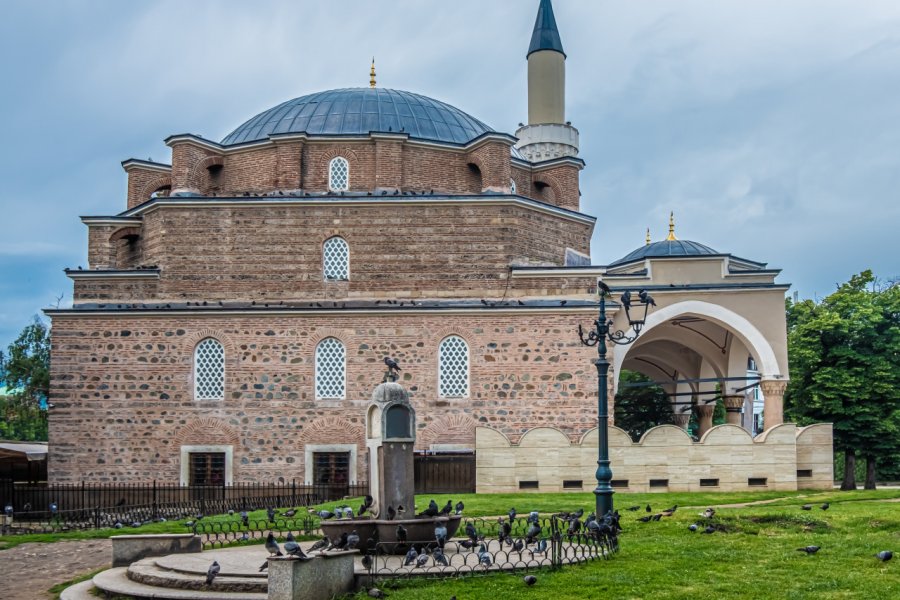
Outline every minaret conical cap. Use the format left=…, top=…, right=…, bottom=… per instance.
left=527, top=0, right=566, bottom=58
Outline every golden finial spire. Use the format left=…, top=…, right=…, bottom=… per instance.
left=666, top=211, right=677, bottom=241
left=369, top=57, right=376, bottom=88
left=646, top=228, right=651, bottom=245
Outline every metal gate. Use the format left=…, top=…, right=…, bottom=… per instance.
left=414, top=453, right=475, bottom=494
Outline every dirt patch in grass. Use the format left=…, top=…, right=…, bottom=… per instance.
left=712, top=514, right=831, bottom=535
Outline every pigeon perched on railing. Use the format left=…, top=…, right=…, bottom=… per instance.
left=284, top=533, right=309, bottom=558
left=415, top=551, right=430, bottom=568
left=440, top=500, right=453, bottom=516
left=205, top=561, right=220, bottom=585
left=308, top=536, right=329, bottom=553
left=422, top=500, right=439, bottom=517
left=433, top=547, right=449, bottom=566
left=435, top=522, right=448, bottom=548
left=508, top=507, right=517, bottom=522
left=386, top=505, right=396, bottom=521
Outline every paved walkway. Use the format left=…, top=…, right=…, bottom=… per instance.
left=0, top=538, right=111, bottom=600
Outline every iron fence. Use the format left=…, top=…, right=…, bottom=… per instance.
left=0, top=480, right=368, bottom=534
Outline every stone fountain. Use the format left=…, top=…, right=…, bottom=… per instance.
left=320, top=375, right=461, bottom=553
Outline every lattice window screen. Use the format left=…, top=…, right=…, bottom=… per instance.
left=329, top=157, right=349, bottom=191
left=316, top=337, right=346, bottom=399
left=439, top=335, right=469, bottom=397
left=194, top=338, right=224, bottom=400
left=510, top=178, right=517, bottom=194
left=323, top=237, right=349, bottom=280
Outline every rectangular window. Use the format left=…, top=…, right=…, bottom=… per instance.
left=562, top=480, right=583, bottom=490
left=610, top=479, right=629, bottom=488
left=189, top=452, right=225, bottom=486
left=700, top=478, right=719, bottom=487
left=797, top=469, right=812, bottom=478
left=748, top=477, right=768, bottom=486
left=649, top=479, right=669, bottom=488
left=313, top=452, right=350, bottom=489
left=518, top=480, right=539, bottom=490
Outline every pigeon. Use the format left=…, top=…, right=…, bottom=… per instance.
left=567, top=518, right=582, bottom=536
left=797, top=546, right=820, bottom=554
left=4, top=504, right=12, bottom=517
left=651, top=513, right=663, bottom=522
left=646, top=504, right=652, bottom=513
left=820, top=503, right=830, bottom=511
left=317, top=510, right=336, bottom=520
left=465, top=522, right=478, bottom=541
left=479, top=550, right=493, bottom=567
left=343, top=507, right=355, bottom=519
left=329, top=532, right=349, bottom=551
left=500, top=520, right=512, bottom=541
left=359, top=502, right=368, bottom=516
left=309, top=536, right=329, bottom=553
left=396, top=524, right=408, bottom=543
left=524, top=574, right=537, bottom=586
left=50, top=502, right=58, bottom=514
left=688, top=524, right=698, bottom=532
left=661, top=505, right=678, bottom=516
left=361, top=554, right=373, bottom=570
left=508, top=507, right=517, bottom=522
left=638, top=516, right=652, bottom=523
left=423, top=500, right=439, bottom=517
left=397, top=505, right=406, bottom=515
left=571, top=508, right=584, bottom=519
left=620, top=290, right=632, bottom=310
left=205, top=561, right=220, bottom=585
left=367, top=588, right=386, bottom=599
left=533, top=539, right=548, bottom=555
left=525, top=523, right=542, bottom=544
left=258, top=561, right=268, bottom=572
left=527, top=511, right=540, bottom=524
left=383, top=357, right=401, bottom=371
left=433, top=547, right=449, bottom=566
left=240, top=511, right=249, bottom=527
left=386, top=505, right=396, bottom=521
left=404, top=546, right=418, bottom=566
left=435, top=522, right=448, bottom=548
left=638, top=289, right=656, bottom=306
left=876, top=551, right=893, bottom=562
left=363, top=495, right=374, bottom=509
left=284, top=533, right=308, bottom=558
left=702, top=525, right=716, bottom=534
left=267, top=507, right=277, bottom=522
left=801, top=504, right=812, bottom=511
left=700, top=508, right=716, bottom=519
left=415, top=551, right=430, bottom=568
left=265, top=532, right=283, bottom=556
left=345, top=530, right=360, bottom=550
left=440, top=500, right=453, bottom=516
left=455, top=501, right=465, bottom=515
left=282, top=508, right=297, bottom=517
left=598, top=280, right=612, bottom=297
left=512, top=538, right=525, bottom=553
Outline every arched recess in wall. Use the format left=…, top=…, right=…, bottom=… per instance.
left=466, top=162, right=484, bottom=193
left=139, top=175, right=172, bottom=202
left=613, top=300, right=782, bottom=393
left=186, top=155, right=225, bottom=193
left=416, top=413, right=478, bottom=451
left=109, top=226, right=142, bottom=269
left=532, top=176, right=560, bottom=205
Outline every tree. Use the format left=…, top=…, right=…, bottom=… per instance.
left=0, top=317, right=51, bottom=441
left=785, top=271, right=900, bottom=489
left=614, top=370, right=674, bottom=441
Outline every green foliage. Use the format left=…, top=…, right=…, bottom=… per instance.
left=785, top=271, right=900, bottom=481
left=0, top=317, right=51, bottom=441
left=614, top=370, right=674, bottom=441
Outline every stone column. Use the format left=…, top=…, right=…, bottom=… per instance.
left=723, top=395, right=745, bottom=426
left=695, top=405, right=715, bottom=438
left=760, top=380, right=787, bottom=431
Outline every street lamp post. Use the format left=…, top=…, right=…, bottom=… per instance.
left=578, top=285, right=654, bottom=517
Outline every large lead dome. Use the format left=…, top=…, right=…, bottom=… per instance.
left=222, top=88, right=495, bottom=146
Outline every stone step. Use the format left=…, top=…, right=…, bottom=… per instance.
left=128, top=561, right=268, bottom=594
left=58, top=579, right=95, bottom=600
left=93, top=567, right=268, bottom=600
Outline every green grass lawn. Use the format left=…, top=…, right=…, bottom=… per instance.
left=3, top=489, right=897, bottom=599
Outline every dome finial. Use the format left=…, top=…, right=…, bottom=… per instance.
left=369, top=57, right=376, bottom=88
left=666, top=211, right=677, bottom=241
left=646, top=228, right=651, bottom=246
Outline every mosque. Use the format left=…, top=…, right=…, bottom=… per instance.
left=46, top=0, right=832, bottom=493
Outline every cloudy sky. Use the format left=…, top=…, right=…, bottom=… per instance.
left=1, top=0, right=898, bottom=349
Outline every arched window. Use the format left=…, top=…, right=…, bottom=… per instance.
left=509, top=178, right=517, bottom=194
left=323, top=236, right=349, bottom=280
left=316, top=337, right=346, bottom=399
left=439, top=335, right=469, bottom=398
left=194, top=338, right=224, bottom=400
left=329, top=156, right=349, bottom=191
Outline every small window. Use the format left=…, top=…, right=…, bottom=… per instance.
left=315, top=337, right=346, bottom=399
left=385, top=405, right=412, bottom=439
left=329, top=156, right=349, bottom=191
left=519, top=480, right=539, bottom=490
left=563, top=480, right=583, bottom=490
left=700, top=478, right=720, bottom=487
left=797, top=469, right=813, bottom=478
left=649, top=479, right=669, bottom=488
left=610, top=479, right=629, bottom=488
left=748, top=477, right=768, bottom=486
left=323, top=236, right=349, bottom=281
left=189, top=452, right=225, bottom=486
left=509, top=178, right=517, bottom=194
left=194, top=338, right=224, bottom=400
left=438, top=336, right=469, bottom=398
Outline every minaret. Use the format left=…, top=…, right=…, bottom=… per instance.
left=515, top=0, right=579, bottom=162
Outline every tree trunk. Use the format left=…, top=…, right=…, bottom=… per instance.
left=864, top=456, right=877, bottom=490
left=841, top=450, right=857, bottom=490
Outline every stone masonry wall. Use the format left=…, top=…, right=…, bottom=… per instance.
left=48, top=310, right=601, bottom=484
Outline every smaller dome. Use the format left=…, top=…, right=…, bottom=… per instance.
left=610, top=239, right=719, bottom=266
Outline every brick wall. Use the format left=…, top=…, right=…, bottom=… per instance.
left=48, top=310, right=602, bottom=483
